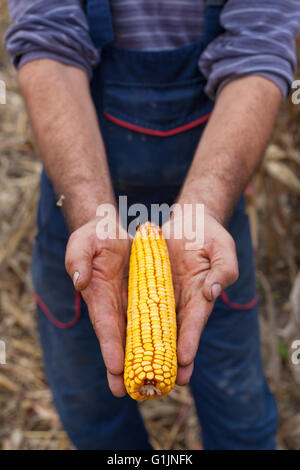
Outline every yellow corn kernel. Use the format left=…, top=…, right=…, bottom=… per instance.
left=138, top=371, right=146, bottom=380
left=155, top=374, right=164, bottom=382
left=146, top=372, right=154, bottom=380
left=124, top=222, right=177, bottom=400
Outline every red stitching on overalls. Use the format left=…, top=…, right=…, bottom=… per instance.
left=104, top=112, right=211, bottom=137
left=34, top=292, right=82, bottom=329
left=220, top=291, right=259, bottom=311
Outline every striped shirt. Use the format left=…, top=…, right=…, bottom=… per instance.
left=4, top=0, right=300, bottom=98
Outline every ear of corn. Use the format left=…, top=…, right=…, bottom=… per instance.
left=124, top=222, right=177, bottom=400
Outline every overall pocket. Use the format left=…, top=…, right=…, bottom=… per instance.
left=98, top=78, right=213, bottom=189
left=220, top=202, right=259, bottom=311
left=35, top=292, right=81, bottom=329
left=103, top=77, right=211, bottom=134
left=32, top=225, right=82, bottom=329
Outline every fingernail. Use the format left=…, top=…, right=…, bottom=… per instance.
left=211, top=283, right=222, bottom=300
left=73, top=271, right=80, bottom=287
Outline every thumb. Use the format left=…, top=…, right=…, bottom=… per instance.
left=65, top=230, right=94, bottom=291
left=202, top=241, right=239, bottom=302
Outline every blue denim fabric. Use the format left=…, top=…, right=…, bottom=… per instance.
left=32, top=174, right=277, bottom=450
left=31, top=2, right=277, bottom=450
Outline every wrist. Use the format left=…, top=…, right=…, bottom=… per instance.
left=176, top=187, right=229, bottom=226
left=177, top=159, right=245, bottom=226
left=56, top=185, right=116, bottom=232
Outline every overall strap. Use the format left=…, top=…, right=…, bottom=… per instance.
left=205, top=0, right=228, bottom=6
left=85, top=0, right=114, bottom=48
left=202, top=0, right=227, bottom=46
left=86, top=0, right=226, bottom=50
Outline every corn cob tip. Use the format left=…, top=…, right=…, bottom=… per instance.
left=136, top=221, right=162, bottom=239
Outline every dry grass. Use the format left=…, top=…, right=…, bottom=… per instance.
left=1, top=1, right=300, bottom=450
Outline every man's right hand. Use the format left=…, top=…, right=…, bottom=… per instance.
left=18, top=60, right=132, bottom=396
left=65, top=217, right=131, bottom=397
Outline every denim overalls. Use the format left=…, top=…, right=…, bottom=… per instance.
left=31, top=0, right=277, bottom=450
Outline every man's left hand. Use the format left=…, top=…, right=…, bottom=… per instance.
left=164, top=211, right=239, bottom=385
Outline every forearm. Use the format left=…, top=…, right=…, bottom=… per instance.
left=18, top=59, right=115, bottom=230
left=178, top=76, right=282, bottom=225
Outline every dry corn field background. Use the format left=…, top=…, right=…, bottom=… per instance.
left=1, top=2, right=300, bottom=451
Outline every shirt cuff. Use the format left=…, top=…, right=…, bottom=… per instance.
left=4, top=1, right=100, bottom=79
left=200, top=53, right=294, bottom=100
left=16, top=50, right=97, bottom=79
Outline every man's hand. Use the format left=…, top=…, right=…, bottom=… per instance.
left=65, top=218, right=130, bottom=397
left=166, top=76, right=282, bottom=385
left=165, top=211, right=239, bottom=385
left=19, top=59, right=131, bottom=396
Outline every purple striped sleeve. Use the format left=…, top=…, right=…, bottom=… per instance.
left=199, top=0, right=300, bottom=99
left=5, top=0, right=99, bottom=78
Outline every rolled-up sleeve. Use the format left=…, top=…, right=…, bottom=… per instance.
left=4, top=0, right=100, bottom=78
left=199, top=0, right=300, bottom=99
